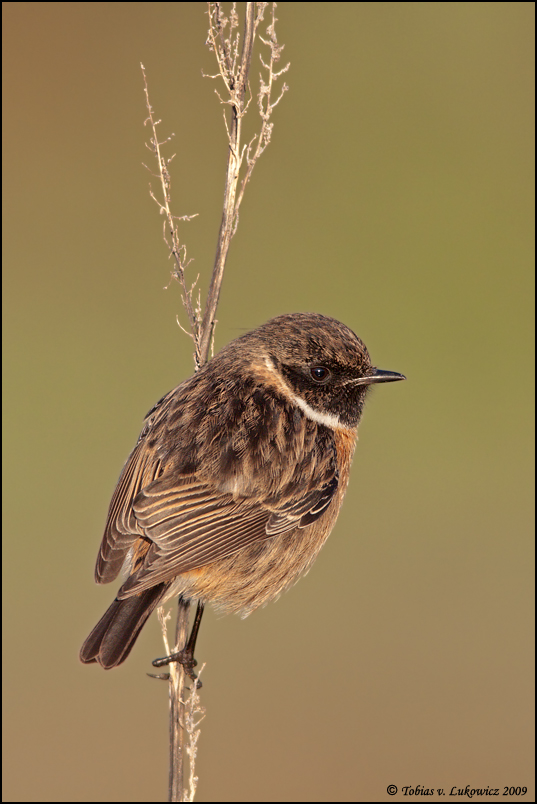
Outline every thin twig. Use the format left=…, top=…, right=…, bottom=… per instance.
left=183, top=665, right=206, bottom=802
left=141, top=64, right=203, bottom=368
left=167, top=602, right=189, bottom=801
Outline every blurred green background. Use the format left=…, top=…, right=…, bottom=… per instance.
left=3, top=2, right=534, bottom=802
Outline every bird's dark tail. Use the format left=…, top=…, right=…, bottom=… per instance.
left=80, top=583, right=169, bottom=669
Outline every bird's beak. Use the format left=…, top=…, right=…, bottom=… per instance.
left=353, top=368, right=406, bottom=386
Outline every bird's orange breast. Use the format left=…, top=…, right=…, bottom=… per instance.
left=333, top=426, right=358, bottom=487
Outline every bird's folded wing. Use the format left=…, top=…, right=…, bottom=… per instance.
left=95, top=441, right=162, bottom=584
left=117, top=466, right=339, bottom=597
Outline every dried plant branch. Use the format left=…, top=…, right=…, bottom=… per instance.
left=141, top=4, right=289, bottom=801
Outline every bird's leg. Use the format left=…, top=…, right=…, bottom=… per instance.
left=152, top=600, right=205, bottom=687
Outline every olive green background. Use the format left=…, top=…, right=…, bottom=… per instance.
left=3, top=2, right=534, bottom=802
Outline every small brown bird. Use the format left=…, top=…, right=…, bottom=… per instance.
left=80, top=313, right=405, bottom=678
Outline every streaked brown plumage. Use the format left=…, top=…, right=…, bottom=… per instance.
left=80, top=313, right=405, bottom=670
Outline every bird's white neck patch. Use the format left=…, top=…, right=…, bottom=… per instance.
left=290, top=393, right=343, bottom=429
left=263, top=355, right=350, bottom=431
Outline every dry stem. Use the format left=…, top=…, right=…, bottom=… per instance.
left=141, top=3, right=289, bottom=800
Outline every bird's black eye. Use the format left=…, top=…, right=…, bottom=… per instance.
left=310, top=366, right=330, bottom=382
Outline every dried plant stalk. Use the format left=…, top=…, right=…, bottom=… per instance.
left=141, top=4, right=289, bottom=800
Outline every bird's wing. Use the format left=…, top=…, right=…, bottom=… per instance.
left=115, top=450, right=339, bottom=598
left=95, top=440, right=162, bottom=584
left=94, top=384, right=185, bottom=584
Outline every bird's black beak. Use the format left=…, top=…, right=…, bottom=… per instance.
left=354, top=368, right=406, bottom=386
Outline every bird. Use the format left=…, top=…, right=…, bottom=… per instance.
left=80, top=312, right=405, bottom=679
